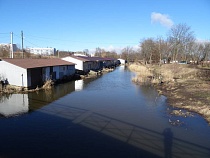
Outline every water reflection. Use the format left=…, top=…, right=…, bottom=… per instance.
left=0, top=77, right=101, bottom=115
left=28, top=81, right=75, bottom=111
left=75, top=80, right=84, bottom=91
left=0, top=66, right=210, bottom=158
left=0, top=94, right=28, bottom=117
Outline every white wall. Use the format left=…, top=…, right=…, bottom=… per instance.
left=29, top=47, right=55, bottom=55
left=75, top=80, right=84, bottom=91
left=62, top=57, right=83, bottom=71
left=118, top=59, right=125, bottom=65
left=0, top=61, right=28, bottom=87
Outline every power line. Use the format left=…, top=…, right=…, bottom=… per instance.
left=2, top=32, right=139, bottom=51
left=25, top=33, right=138, bottom=45
left=13, top=33, right=41, bottom=47
left=0, top=32, right=10, bottom=34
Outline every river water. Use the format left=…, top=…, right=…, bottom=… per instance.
left=0, top=66, right=210, bottom=158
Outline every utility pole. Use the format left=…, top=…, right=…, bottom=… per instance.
left=10, top=32, right=14, bottom=58
left=21, top=30, right=24, bottom=58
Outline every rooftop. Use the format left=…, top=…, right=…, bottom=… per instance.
left=1, top=58, right=75, bottom=69
left=67, top=56, right=116, bottom=62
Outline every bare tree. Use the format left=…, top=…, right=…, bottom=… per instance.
left=121, top=46, right=134, bottom=62
left=156, top=37, right=166, bottom=65
left=83, top=49, right=89, bottom=56
left=167, top=23, right=195, bottom=62
left=140, top=38, right=157, bottom=64
left=94, top=47, right=103, bottom=57
left=0, top=46, right=10, bottom=58
left=202, top=42, right=210, bottom=62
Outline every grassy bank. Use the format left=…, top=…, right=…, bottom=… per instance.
left=129, top=63, right=210, bottom=124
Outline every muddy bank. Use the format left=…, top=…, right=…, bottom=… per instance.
left=129, top=63, right=210, bottom=124
left=0, top=79, right=55, bottom=94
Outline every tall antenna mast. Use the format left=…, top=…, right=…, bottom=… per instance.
left=21, top=30, right=24, bottom=58
left=10, top=32, right=14, bottom=58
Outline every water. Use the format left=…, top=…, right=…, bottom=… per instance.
left=0, top=66, right=210, bottom=158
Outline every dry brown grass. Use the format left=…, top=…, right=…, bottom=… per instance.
left=129, top=64, right=154, bottom=85
left=129, top=63, right=210, bottom=124
left=152, top=64, right=202, bottom=81
left=42, top=79, right=54, bottom=89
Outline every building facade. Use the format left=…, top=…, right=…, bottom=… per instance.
left=0, top=58, right=75, bottom=88
left=28, top=47, right=56, bottom=55
left=0, top=43, right=18, bottom=52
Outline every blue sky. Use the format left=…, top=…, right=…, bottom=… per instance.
left=0, top=0, right=210, bottom=53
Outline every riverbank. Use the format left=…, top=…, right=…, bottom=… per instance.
left=129, top=63, right=210, bottom=124
left=0, top=68, right=115, bottom=94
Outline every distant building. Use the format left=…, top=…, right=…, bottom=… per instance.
left=118, top=58, right=126, bottom=65
left=28, top=47, right=56, bottom=55
left=0, top=43, right=18, bottom=52
left=62, top=56, right=117, bottom=74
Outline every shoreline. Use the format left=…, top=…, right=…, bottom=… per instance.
left=0, top=68, right=115, bottom=94
left=129, top=63, right=210, bottom=124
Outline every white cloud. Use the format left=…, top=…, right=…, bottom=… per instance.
left=151, top=12, right=174, bottom=28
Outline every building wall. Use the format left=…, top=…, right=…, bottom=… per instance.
left=59, top=66, right=67, bottom=78
left=29, top=47, right=56, bottom=55
left=0, top=61, right=75, bottom=88
left=0, top=61, right=28, bottom=87
left=118, top=59, right=126, bottom=65
left=88, top=61, right=101, bottom=71
left=42, top=65, right=75, bottom=81
left=104, top=60, right=115, bottom=68
left=62, top=57, right=102, bottom=73
left=83, top=62, right=91, bottom=73
left=0, top=43, right=18, bottom=52
left=67, top=65, right=75, bottom=76
left=42, top=67, right=51, bottom=81
left=53, top=66, right=60, bottom=79
left=59, top=65, right=75, bottom=78
left=62, top=57, right=83, bottom=71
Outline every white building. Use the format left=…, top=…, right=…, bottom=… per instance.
left=28, top=47, right=56, bottom=55
left=0, top=58, right=75, bottom=88
left=0, top=43, right=18, bottom=52
left=62, top=56, right=105, bottom=74
left=118, top=58, right=126, bottom=65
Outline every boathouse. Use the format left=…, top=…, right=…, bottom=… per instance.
left=103, top=57, right=118, bottom=68
left=0, top=58, right=75, bottom=88
left=62, top=56, right=104, bottom=74
left=118, top=58, right=126, bottom=65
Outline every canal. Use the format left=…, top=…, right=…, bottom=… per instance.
left=0, top=66, right=210, bottom=158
